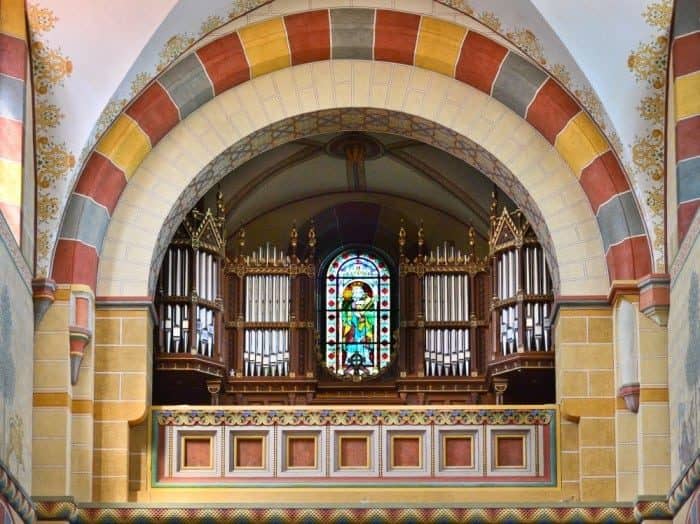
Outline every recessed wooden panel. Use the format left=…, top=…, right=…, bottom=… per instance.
left=496, top=436, right=525, bottom=468
left=287, top=436, right=317, bottom=469
left=234, top=436, right=264, bottom=469
left=391, top=436, right=421, bottom=468
left=443, top=435, right=472, bottom=468
left=183, top=437, right=212, bottom=468
left=339, top=436, right=369, bottom=468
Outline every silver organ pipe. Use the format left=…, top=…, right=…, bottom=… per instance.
left=421, top=241, right=472, bottom=376
left=241, top=245, right=292, bottom=376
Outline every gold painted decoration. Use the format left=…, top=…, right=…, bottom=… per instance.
left=31, top=40, right=73, bottom=95
left=632, top=128, right=664, bottom=182
left=628, top=35, right=668, bottom=89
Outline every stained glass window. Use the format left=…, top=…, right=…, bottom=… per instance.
left=324, top=250, right=391, bottom=378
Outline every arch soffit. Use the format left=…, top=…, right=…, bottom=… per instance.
left=52, top=9, right=651, bottom=296
left=95, top=62, right=606, bottom=298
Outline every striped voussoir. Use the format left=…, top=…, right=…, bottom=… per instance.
left=52, top=8, right=651, bottom=290
left=0, top=0, right=28, bottom=243
left=672, top=0, right=700, bottom=243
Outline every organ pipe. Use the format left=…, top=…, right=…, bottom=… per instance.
left=489, top=200, right=554, bottom=355
left=156, top=191, right=225, bottom=361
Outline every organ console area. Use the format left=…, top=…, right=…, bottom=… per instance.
left=153, top=192, right=555, bottom=406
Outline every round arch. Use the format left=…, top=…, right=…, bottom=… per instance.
left=92, top=61, right=607, bottom=298
left=50, top=9, right=652, bottom=296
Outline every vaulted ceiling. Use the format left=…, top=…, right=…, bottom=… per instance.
left=29, top=0, right=672, bottom=276
left=203, top=132, right=511, bottom=259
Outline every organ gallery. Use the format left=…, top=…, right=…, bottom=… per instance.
left=152, top=133, right=555, bottom=407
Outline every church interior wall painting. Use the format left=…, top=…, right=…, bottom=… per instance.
left=0, top=233, right=33, bottom=494
left=669, top=216, right=700, bottom=523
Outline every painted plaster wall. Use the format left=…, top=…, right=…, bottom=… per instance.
left=0, top=232, right=34, bottom=492
left=669, top=222, right=700, bottom=480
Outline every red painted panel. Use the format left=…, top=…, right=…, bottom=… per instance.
left=52, top=239, right=99, bottom=290
left=606, top=236, right=652, bottom=281
left=393, top=437, right=420, bottom=467
left=579, top=151, right=631, bottom=213
left=679, top=200, right=700, bottom=242
left=340, top=437, right=368, bottom=468
left=497, top=437, right=524, bottom=467
left=184, top=438, right=211, bottom=468
left=74, top=152, right=126, bottom=215
left=236, top=438, right=264, bottom=468
left=676, top=114, right=700, bottom=161
left=444, top=437, right=472, bottom=467
left=125, top=82, right=180, bottom=145
left=374, top=10, right=420, bottom=65
left=196, top=32, right=250, bottom=95
left=285, top=10, right=331, bottom=65
left=454, top=32, right=507, bottom=94
left=0, top=117, right=22, bottom=162
left=525, top=78, right=580, bottom=144
left=673, top=32, right=700, bottom=78
left=288, top=437, right=316, bottom=468
left=0, top=34, right=26, bottom=80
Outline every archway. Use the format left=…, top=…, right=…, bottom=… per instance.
left=49, top=9, right=652, bottom=296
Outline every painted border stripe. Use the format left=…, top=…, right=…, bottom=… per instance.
left=0, top=74, right=25, bottom=121
left=678, top=200, right=700, bottom=241
left=61, top=194, right=111, bottom=251
left=0, top=116, right=22, bottom=162
left=285, top=10, right=330, bottom=65
left=597, top=192, right=645, bottom=251
left=330, top=8, right=375, bottom=60
left=554, top=111, right=609, bottom=176
left=414, top=17, right=466, bottom=77
left=491, top=52, right=547, bottom=118
left=0, top=33, right=26, bottom=80
left=74, top=152, right=127, bottom=214
left=675, top=70, right=700, bottom=120
left=0, top=157, right=21, bottom=204
left=525, top=78, right=580, bottom=144
left=672, top=0, right=700, bottom=36
left=95, top=114, right=151, bottom=179
left=158, top=53, right=214, bottom=120
left=52, top=239, right=100, bottom=289
left=580, top=151, right=630, bottom=214
left=125, top=82, right=180, bottom=146
left=374, top=10, right=420, bottom=65
left=196, top=32, right=250, bottom=95
left=0, top=0, right=26, bottom=39
left=676, top=114, right=700, bottom=161
left=606, top=236, right=651, bottom=281
left=678, top=156, right=700, bottom=203
left=673, top=32, right=700, bottom=77
left=238, top=17, right=291, bottom=78
left=454, top=31, right=507, bottom=95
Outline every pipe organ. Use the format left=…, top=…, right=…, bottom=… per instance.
left=398, top=226, right=490, bottom=393
left=490, top=201, right=553, bottom=359
left=154, top=193, right=227, bottom=403
left=240, top=245, right=291, bottom=376
left=224, top=226, right=316, bottom=393
left=154, top=194, right=555, bottom=406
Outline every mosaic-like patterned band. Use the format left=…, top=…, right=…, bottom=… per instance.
left=672, top=0, right=700, bottom=243
left=52, top=8, right=652, bottom=291
left=0, top=0, right=27, bottom=243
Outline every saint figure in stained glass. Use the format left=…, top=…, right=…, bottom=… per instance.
left=325, top=250, right=391, bottom=378
left=341, top=281, right=375, bottom=367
